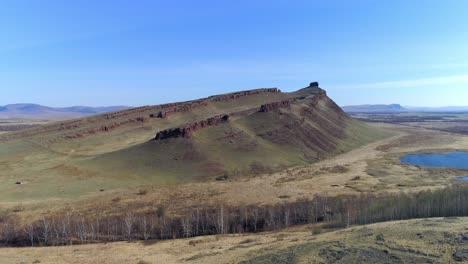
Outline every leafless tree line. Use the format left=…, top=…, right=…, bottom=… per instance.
left=2, top=184, right=468, bottom=247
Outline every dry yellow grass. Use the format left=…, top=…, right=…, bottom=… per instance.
left=6, top=122, right=468, bottom=221
left=2, top=123, right=468, bottom=263
left=2, top=217, right=468, bottom=263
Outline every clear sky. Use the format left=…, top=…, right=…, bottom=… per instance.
left=2, top=0, right=468, bottom=107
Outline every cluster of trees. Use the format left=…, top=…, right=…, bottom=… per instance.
left=2, top=184, right=468, bottom=247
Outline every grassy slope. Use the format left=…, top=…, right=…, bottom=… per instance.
left=0, top=91, right=288, bottom=202
left=241, top=217, right=467, bottom=264
left=27, top=91, right=289, bottom=156
left=1, top=217, right=466, bottom=263
left=0, top=87, right=389, bottom=203
left=82, top=95, right=388, bottom=184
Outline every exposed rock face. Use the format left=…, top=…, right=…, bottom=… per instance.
left=154, top=115, right=229, bottom=140
left=300, top=90, right=349, bottom=123
left=150, top=88, right=280, bottom=119
left=259, top=100, right=291, bottom=112
left=1, top=87, right=282, bottom=143
left=151, top=101, right=209, bottom=119
left=254, top=88, right=352, bottom=157
left=102, top=106, right=151, bottom=120
left=209, top=88, right=280, bottom=102
left=55, top=116, right=150, bottom=141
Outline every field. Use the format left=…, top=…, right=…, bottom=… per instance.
left=2, top=217, right=468, bottom=263
left=0, top=119, right=50, bottom=133
left=352, top=112, right=468, bottom=135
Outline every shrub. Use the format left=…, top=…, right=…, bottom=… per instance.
left=137, top=189, right=148, bottom=196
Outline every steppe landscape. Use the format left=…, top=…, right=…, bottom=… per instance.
left=2, top=83, right=468, bottom=263
left=3, top=1, right=468, bottom=263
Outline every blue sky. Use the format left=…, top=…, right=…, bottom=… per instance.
left=1, top=0, right=468, bottom=107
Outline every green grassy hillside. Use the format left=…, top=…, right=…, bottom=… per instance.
left=85, top=93, right=386, bottom=182
left=0, top=83, right=388, bottom=202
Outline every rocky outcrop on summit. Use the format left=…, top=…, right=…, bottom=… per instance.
left=154, top=115, right=229, bottom=140
left=259, top=100, right=291, bottom=112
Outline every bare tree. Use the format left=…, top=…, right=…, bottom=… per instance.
left=215, top=206, right=226, bottom=235
left=124, top=213, right=134, bottom=240
left=23, top=224, right=35, bottom=246
left=194, top=208, right=200, bottom=236
left=156, top=206, right=166, bottom=239
left=181, top=215, right=192, bottom=238
left=40, top=217, right=51, bottom=245
left=76, top=216, right=87, bottom=243
left=284, top=207, right=291, bottom=227
left=140, top=215, right=151, bottom=240
left=252, top=208, right=259, bottom=232
left=2, top=219, right=17, bottom=245
left=60, top=213, right=71, bottom=245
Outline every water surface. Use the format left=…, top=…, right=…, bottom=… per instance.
left=400, top=151, right=468, bottom=169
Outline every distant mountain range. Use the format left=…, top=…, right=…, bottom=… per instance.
left=342, top=104, right=406, bottom=113
left=343, top=104, right=468, bottom=113
left=404, top=106, right=468, bottom=112
left=0, top=104, right=130, bottom=119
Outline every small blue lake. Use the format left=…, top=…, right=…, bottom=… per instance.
left=400, top=151, right=468, bottom=169
left=400, top=151, right=468, bottom=180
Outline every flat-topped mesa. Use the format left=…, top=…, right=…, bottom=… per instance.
left=154, top=114, right=229, bottom=140
left=208, top=88, right=280, bottom=102
left=259, top=100, right=291, bottom=112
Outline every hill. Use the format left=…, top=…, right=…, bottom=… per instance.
left=343, top=104, right=468, bottom=114
left=0, top=82, right=387, bottom=202
left=405, top=106, right=468, bottom=112
left=0, top=103, right=130, bottom=120
left=342, top=104, right=406, bottom=113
